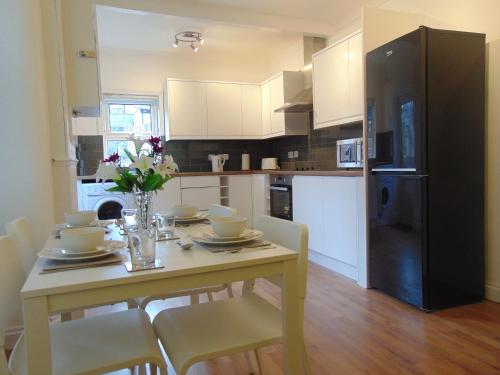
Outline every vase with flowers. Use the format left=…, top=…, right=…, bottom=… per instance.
left=96, top=135, right=178, bottom=230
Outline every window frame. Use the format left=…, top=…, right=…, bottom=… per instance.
left=101, top=93, right=162, bottom=161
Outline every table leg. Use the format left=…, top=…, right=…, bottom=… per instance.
left=281, top=259, right=300, bottom=375
left=23, top=296, right=52, bottom=374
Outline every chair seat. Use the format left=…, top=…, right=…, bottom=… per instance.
left=10, top=309, right=164, bottom=375
left=153, top=293, right=282, bottom=374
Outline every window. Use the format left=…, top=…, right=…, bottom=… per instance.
left=102, top=95, right=160, bottom=166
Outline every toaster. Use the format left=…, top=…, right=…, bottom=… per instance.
left=261, top=158, right=279, bottom=170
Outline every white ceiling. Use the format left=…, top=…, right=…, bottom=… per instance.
left=182, top=0, right=364, bottom=24
left=96, top=6, right=303, bottom=57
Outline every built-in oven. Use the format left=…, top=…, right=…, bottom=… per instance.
left=269, top=175, right=293, bottom=221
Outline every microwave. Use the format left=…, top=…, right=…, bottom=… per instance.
left=337, top=138, right=363, bottom=168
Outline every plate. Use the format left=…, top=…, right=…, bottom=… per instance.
left=38, top=240, right=127, bottom=261
left=202, top=229, right=262, bottom=242
left=192, top=231, right=263, bottom=246
left=175, top=212, right=208, bottom=222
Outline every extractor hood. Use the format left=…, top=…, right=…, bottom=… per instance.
left=274, top=36, right=326, bottom=113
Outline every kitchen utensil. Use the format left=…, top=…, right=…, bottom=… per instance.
left=173, top=204, right=197, bottom=218
left=38, top=240, right=126, bottom=261
left=59, top=227, right=105, bottom=253
left=155, top=213, right=176, bottom=239
left=176, top=239, right=194, bottom=250
left=210, top=154, right=226, bottom=173
left=241, top=153, right=250, bottom=170
left=261, top=157, right=279, bottom=170
left=64, top=210, right=97, bottom=227
left=209, top=216, right=247, bottom=237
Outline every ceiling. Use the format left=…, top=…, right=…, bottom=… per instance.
left=182, top=0, right=364, bottom=24
left=96, top=6, right=303, bottom=57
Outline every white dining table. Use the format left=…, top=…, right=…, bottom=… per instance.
left=21, top=224, right=301, bottom=374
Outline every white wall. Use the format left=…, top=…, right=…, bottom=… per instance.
left=363, top=1, right=500, bottom=302
left=99, top=48, right=270, bottom=92
left=0, top=0, right=55, bottom=246
left=268, top=36, right=305, bottom=76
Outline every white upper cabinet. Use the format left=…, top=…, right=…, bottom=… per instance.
left=261, top=82, right=272, bottom=136
left=207, top=82, right=242, bottom=136
left=166, top=79, right=262, bottom=140
left=61, top=0, right=101, bottom=118
left=313, top=31, right=363, bottom=129
left=167, top=80, right=208, bottom=138
left=241, top=85, right=262, bottom=136
left=348, top=32, right=363, bottom=118
left=269, top=74, right=286, bottom=135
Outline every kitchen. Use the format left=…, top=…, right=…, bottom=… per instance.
left=1, top=0, right=500, bottom=374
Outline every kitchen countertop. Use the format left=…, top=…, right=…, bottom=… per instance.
left=77, top=169, right=363, bottom=180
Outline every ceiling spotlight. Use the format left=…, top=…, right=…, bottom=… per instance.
left=172, top=31, right=203, bottom=51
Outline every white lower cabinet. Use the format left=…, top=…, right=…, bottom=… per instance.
left=251, top=174, right=268, bottom=227
left=179, top=176, right=221, bottom=211
left=228, top=175, right=253, bottom=223
left=154, top=178, right=182, bottom=213
left=293, top=175, right=365, bottom=283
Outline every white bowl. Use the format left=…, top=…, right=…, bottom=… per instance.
left=60, top=227, right=105, bottom=253
left=64, top=210, right=97, bottom=227
left=210, top=216, right=247, bottom=238
left=173, top=204, right=197, bottom=218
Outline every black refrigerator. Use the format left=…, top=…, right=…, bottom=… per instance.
left=367, top=27, right=485, bottom=311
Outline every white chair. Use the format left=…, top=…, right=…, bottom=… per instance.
left=0, top=235, right=168, bottom=375
left=152, top=215, right=311, bottom=375
left=4, top=218, right=35, bottom=277
left=131, top=204, right=237, bottom=310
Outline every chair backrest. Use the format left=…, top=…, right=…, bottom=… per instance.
left=208, top=204, right=237, bottom=218
left=4, top=217, right=36, bottom=277
left=254, top=215, right=309, bottom=299
left=0, top=236, right=25, bottom=375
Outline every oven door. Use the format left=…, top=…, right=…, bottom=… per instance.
left=270, top=185, right=293, bottom=221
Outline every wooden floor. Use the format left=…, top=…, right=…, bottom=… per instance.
left=12, top=262, right=500, bottom=374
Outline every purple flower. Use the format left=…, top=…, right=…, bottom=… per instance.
left=102, top=152, right=120, bottom=163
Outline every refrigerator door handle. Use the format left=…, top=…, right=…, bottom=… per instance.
left=372, top=168, right=417, bottom=172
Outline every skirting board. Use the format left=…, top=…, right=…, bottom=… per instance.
left=486, top=282, right=500, bottom=303
left=4, top=325, right=23, bottom=350
left=309, top=250, right=358, bottom=281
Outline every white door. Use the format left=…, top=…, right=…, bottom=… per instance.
left=251, top=174, right=267, bottom=227
left=181, top=187, right=220, bottom=211
left=207, top=82, right=242, bottom=136
left=292, top=176, right=323, bottom=253
left=228, top=175, right=253, bottom=224
left=261, top=82, right=271, bottom=136
left=322, top=177, right=358, bottom=266
left=348, top=32, right=363, bottom=119
left=269, top=74, right=285, bottom=134
left=167, top=80, right=207, bottom=137
left=241, top=85, right=262, bottom=136
left=154, top=178, right=181, bottom=214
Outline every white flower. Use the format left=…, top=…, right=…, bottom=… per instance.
left=128, top=133, right=145, bottom=156
left=130, top=154, right=154, bottom=173
left=154, top=155, right=178, bottom=177
left=96, top=163, right=119, bottom=182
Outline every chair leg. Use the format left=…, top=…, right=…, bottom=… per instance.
left=243, top=351, right=255, bottom=374
left=242, top=280, right=255, bottom=295
left=138, top=364, right=146, bottom=375
left=207, top=291, right=214, bottom=302
left=254, top=349, right=265, bottom=375
left=227, top=283, right=234, bottom=298
left=190, top=294, right=200, bottom=304
left=150, top=363, right=157, bottom=375
left=301, top=339, right=311, bottom=375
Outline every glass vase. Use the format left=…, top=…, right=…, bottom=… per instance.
left=134, top=191, right=153, bottom=231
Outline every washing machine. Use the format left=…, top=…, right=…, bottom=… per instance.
left=78, top=182, right=135, bottom=220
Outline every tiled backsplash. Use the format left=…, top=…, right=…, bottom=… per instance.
left=76, top=119, right=363, bottom=175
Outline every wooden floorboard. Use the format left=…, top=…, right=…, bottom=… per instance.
left=8, top=262, right=500, bottom=374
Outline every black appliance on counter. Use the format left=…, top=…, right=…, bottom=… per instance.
left=367, top=27, right=485, bottom=310
left=270, top=175, right=293, bottom=221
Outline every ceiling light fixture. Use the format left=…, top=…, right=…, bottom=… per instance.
left=172, top=31, right=204, bottom=52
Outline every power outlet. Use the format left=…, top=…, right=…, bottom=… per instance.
left=287, top=151, right=294, bottom=159
left=293, top=151, right=299, bottom=158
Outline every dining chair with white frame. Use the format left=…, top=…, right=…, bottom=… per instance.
left=131, top=203, right=237, bottom=310
left=0, top=234, right=168, bottom=375
left=152, top=215, right=311, bottom=375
